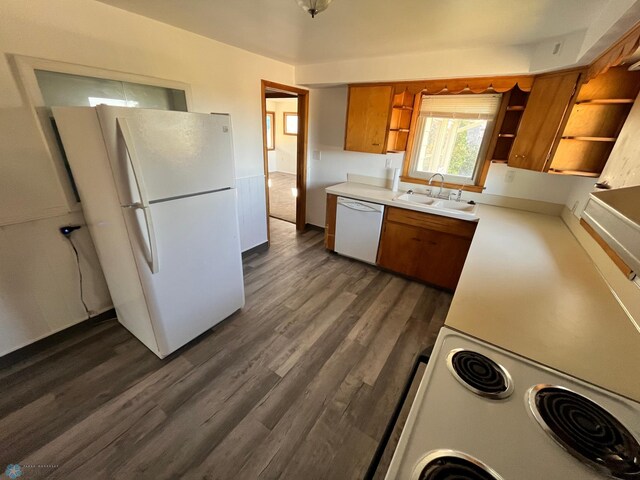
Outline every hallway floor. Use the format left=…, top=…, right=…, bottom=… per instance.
left=268, top=171, right=296, bottom=224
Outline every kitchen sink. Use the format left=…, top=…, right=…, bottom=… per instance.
left=393, top=193, right=479, bottom=221
left=394, top=193, right=438, bottom=205
left=434, top=200, right=477, bottom=212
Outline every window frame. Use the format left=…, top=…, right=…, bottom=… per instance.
left=406, top=92, right=501, bottom=188
left=13, top=55, right=193, bottom=212
left=402, top=91, right=509, bottom=193
left=283, top=112, right=298, bottom=135
left=266, top=111, right=275, bottom=150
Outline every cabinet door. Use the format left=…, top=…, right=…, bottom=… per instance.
left=377, top=221, right=472, bottom=290
left=324, top=193, right=337, bottom=251
left=508, top=71, right=580, bottom=171
left=344, top=85, right=394, bottom=154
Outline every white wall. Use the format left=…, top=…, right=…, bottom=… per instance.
left=266, top=98, right=298, bottom=174
left=306, top=85, right=587, bottom=227
left=296, top=46, right=533, bottom=86
left=0, top=0, right=294, bottom=355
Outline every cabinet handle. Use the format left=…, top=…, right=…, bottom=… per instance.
left=594, top=182, right=611, bottom=190
left=372, top=143, right=380, bottom=146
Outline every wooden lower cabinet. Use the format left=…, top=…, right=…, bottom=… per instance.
left=377, top=207, right=477, bottom=290
left=324, top=193, right=337, bottom=251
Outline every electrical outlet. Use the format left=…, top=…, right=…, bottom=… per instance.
left=505, top=170, right=516, bottom=183
left=312, top=150, right=321, bottom=161
left=385, top=158, right=392, bottom=168
left=552, top=41, right=563, bottom=56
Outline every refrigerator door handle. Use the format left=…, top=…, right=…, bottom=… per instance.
left=117, top=117, right=150, bottom=208
left=118, top=118, right=159, bottom=274
left=141, top=206, right=159, bottom=274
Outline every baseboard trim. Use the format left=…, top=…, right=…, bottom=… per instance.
left=242, top=241, right=269, bottom=258
left=305, top=223, right=324, bottom=232
left=0, top=308, right=117, bottom=367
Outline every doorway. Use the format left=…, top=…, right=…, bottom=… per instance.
left=261, top=80, right=309, bottom=241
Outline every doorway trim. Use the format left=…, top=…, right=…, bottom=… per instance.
left=261, top=80, right=309, bottom=240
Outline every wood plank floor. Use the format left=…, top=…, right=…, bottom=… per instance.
left=0, top=219, right=451, bottom=479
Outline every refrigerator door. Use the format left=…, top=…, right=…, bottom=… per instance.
left=96, top=105, right=235, bottom=205
left=123, top=188, right=245, bottom=356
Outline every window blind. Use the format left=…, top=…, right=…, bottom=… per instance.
left=420, top=94, right=501, bottom=120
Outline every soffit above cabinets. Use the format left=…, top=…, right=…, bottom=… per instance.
left=97, top=0, right=622, bottom=66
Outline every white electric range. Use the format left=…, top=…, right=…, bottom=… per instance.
left=384, top=327, right=640, bottom=480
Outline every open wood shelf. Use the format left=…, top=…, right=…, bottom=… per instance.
left=548, top=169, right=601, bottom=177
left=561, top=136, right=617, bottom=142
left=490, top=159, right=509, bottom=164
left=575, top=99, right=635, bottom=105
left=547, top=66, right=640, bottom=177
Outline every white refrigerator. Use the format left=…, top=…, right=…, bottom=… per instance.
left=52, top=105, right=245, bottom=358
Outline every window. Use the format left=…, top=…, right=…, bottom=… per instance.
left=283, top=112, right=298, bottom=135
left=32, top=69, right=188, bottom=203
left=266, top=111, right=275, bottom=150
left=409, top=94, right=501, bottom=185
left=34, top=70, right=188, bottom=111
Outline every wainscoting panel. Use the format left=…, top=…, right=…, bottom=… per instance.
left=236, top=175, right=268, bottom=252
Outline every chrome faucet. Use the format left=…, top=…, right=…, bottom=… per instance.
left=428, top=173, right=446, bottom=198
left=449, top=184, right=465, bottom=202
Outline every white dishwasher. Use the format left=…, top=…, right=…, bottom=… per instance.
left=335, top=196, right=384, bottom=264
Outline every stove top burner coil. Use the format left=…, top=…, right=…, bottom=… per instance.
left=446, top=349, right=514, bottom=399
left=413, top=450, right=504, bottom=480
left=528, top=385, right=640, bottom=479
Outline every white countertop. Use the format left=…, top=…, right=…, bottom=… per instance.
left=325, top=182, right=478, bottom=221
left=327, top=182, right=640, bottom=401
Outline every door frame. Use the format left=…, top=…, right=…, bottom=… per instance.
left=261, top=80, right=309, bottom=240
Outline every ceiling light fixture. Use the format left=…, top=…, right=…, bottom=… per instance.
left=297, top=0, right=333, bottom=18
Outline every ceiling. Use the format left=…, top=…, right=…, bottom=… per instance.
left=97, top=0, right=609, bottom=65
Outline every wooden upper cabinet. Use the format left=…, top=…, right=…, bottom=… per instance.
left=548, top=67, right=640, bottom=177
left=508, top=70, right=581, bottom=171
left=345, top=85, right=394, bottom=154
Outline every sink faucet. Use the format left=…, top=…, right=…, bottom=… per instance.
left=449, top=185, right=465, bottom=202
left=428, top=173, right=445, bottom=198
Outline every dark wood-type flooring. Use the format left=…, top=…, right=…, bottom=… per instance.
left=268, top=171, right=296, bottom=224
left=0, top=218, right=451, bottom=479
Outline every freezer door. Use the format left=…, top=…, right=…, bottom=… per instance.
left=123, top=188, right=245, bottom=356
left=96, top=105, right=235, bottom=204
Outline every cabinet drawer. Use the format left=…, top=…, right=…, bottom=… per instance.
left=386, top=207, right=477, bottom=239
